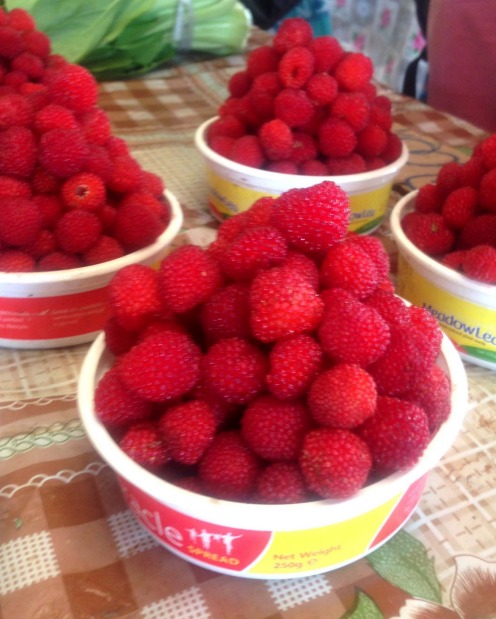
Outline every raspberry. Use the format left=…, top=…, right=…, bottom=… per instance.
left=0, top=196, right=41, bottom=247
left=109, top=264, right=164, bottom=331
left=94, top=366, right=154, bottom=429
left=369, top=99, right=393, bottom=132
left=382, top=132, right=403, bottom=163
left=0, top=126, right=36, bottom=177
left=38, top=128, right=89, bottom=178
left=113, top=201, right=165, bottom=251
left=347, top=233, right=390, bottom=282
left=281, top=251, right=320, bottom=289
left=105, top=135, right=129, bottom=157
left=299, top=159, right=328, bottom=175
left=0, top=26, right=24, bottom=58
left=266, top=160, right=298, bottom=174
left=241, top=395, right=310, bottom=461
left=0, top=249, right=35, bottom=272
left=318, top=288, right=390, bottom=366
left=55, top=210, right=102, bottom=254
left=255, top=462, right=307, bottom=504
left=404, top=365, right=451, bottom=433
left=32, top=194, right=63, bottom=228
left=34, top=104, right=78, bottom=133
left=308, top=36, right=344, bottom=73
left=61, top=172, right=106, bottom=211
left=199, top=430, right=262, bottom=500
left=83, top=235, right=124, bottom=265
left=106, top=155, right=142, bottom=193
left=119, top=422, right=170, bottom=469
left=478, top=133, right=496, bottom=169
left=158, top=245, right=222, bottom=313
left=207, top=115, right=245, bottom=142
left=441, top=249, right=467, bottom=272
left=250, top=71, right=281, bottom=97
left=271, top=180, right=350, bottom=255
left=358, top=396, right=430, bottom=473
left=118, top=331, right=202, bottom=402
left=441, top=186, right=478, bottom=229
left=0, top=93, right=34, bottom=128
left=458, top=214, right=496, bottom=249
left=7, top=8, right=36, bottom=31
left=326, top=153, right=366, bottom=175
left=37, top=251, right=82, bottom=271
left=219, top=226, right=287, bottom=281
left=402, top=211, right=455, bottom=256
left=356, top=123, right=388, bottom=158
left=210, top=135, right=235, bottom=158
left=478, top=167, right=496, bottom=213
left=331, top=92, right=371, bottom=131
left=78, top=108, right=112, bottom=145
left=22, top=29, right=51, bottom=58
left=141, top=171, right=165, bottom=198
left=3, top=70, right=27, bottom=88
left=408, top=305, right=443, bottom=359
left=289, top=131, right=318, bottom=163
left=43, top=63, right=98, bottom=113
left=278, top=46, right=315, bottom=89
left=0, top=175, right=31, bottom=198
left=103, top=317, right=138, bottom=356
left=12, top=51, right=44, bottom=78
left=435, top=161, right=463, bottom=198
left=461, top=244, right=496, bottom=283
left=320, top=239, right=379, bottom=299
left=31, top=166, right=60, bottom=194
left=200, top=282, right=251, bottom=343
left=318, top=117, right=357, bottom=158
left=258, top=119, right=293, bottom=161
left=249, top=266, right=324, bottom=343
left=415, top=183, right=443, bottom=214
left=299, top=428, right=372, bottom=499
left=266, top=333, right=323, bottom=400
left=308, top=364, right=377, bottom=428
left=244, top=196, right=275, bottom=228
left=201, top=337, right=267, bottom=404
left=229, top=135, right=264, bottom=167
left=274, top=88, right=314, bottom=128
left=246, top=45, right=280, bottom=78
left=84, top=145, right=114, bottom=182
left=18, top=82, right=50, bottom=110
left=365, top=288, right=410, bottom=328
left=228, top=70, right=252, bottom=97
left=273, top=17, right=313, bottom=53
left=334, top=52, right=373, bottom=91
left=158, top=400, right=216, bottom=465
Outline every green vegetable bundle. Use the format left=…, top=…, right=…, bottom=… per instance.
left=3, top=0, right=252, bottom=79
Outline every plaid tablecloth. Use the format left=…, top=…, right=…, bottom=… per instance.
left=1, top=31, right=495, bottom=619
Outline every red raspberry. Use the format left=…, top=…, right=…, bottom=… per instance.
left=299, top=159, right=328, bottom=175
left=271, top=180, right=350, bottom=255
left=415, top=183, right=443, bottom=214
left=158, top=400, right=216, bottom=465
left=478, top=133, right=496, bottom=169
left=358, top=396, right=430, bottom=473
left=12, top=51, right=44, bottom=78
left=94, top=366, right=154, bottom=429
left=318, top=117, right=357, bottom=158
left=244, top=195, right=275, bottom=228
left=274, top=88, right=314, bottom=128
left=365, top=288, right=410, bottom=328
left=32, top=194, right=62, bottom=228
left=461, top=244, right=496, bottom=283
left=255, top=462, right=307, bottom=504
left=278, top=46, right=315, bottom=89
left=39, top=128, right=89, bottom=178
left=3, top=70, right=27, bottom=88
left=382, top=132, right=403, bottom=163
left=299, top=428, right=372, bottom=499
left=228, top=135, right=264, bottom=167
left=281, top=251, right=320, bottom=289
left=209, top=135, right=235, bottom=158
left=356, top=123, right=388, bottom=158
left=318, top=288, right=390, bottom=366
left=308, top=363, right=377, bottom=428
left=107, top=155, right=142, bottom=193
left=200, top=282, right=251, bottom=343
left=61, top=172, right=106, bottom=211
left=0, top=175, right=31, bottom=198
left=266, top=160, right=298, bottom=174
left=369, top=99, right=393, bottom=132
left=0, top=126, right=36, bottom=177
left=334, top=52, right=374, bottom=91
left=55, top=210, right=102, bottom=254
left=199, top=430, right=262, bottom=500
left=266, top=333, right=323, bottom=400
left=402, top=211, right=455, bottom=256
left=83, top=235, right=124, bottom=265
left=119, top=422, right=170, bottom=469
left=305, top=73, right=338, bottom=105
left=241, top=395, right=311, bottom=461
left=441, top=186, right=478, bottom=229
left=228, top=70, right=252, bottom=97
left=289, top=131, right=318, bottom=164
left=331, top=92, right=371, bottom=131
left=246, top=45, right=280, bottom=78
left=43, top=63, right=98, bottom=113
left=201, top=337, right=267, bottom=404
left=0, top=249, right=35, bottom=272
left=458, top=213, right=496, bottom=249
left=408, top=305, right=443, bottom=358
left=258, top=119, right=293, bottom=161
left=78, top=108, right=112, bottom=145
left=0, top=93, right=34, bottom=128
left=207, top=115, right=245, bottom=142
left=458, top=154, right=486, bottom=188
left=7, top=7, right=36, bottom=31
left=250, top=71, right=281, bottom=98
left=109, top=264, right=164, bottom=331
left=249, top=266, right=324, bottom=343
left=158, top=245, right=222, bottom=313
left=22, top=29, right=51, bottom=58
left=141, top=171, right=165, bottom=198
left=320, top=239, right=380, bottom=299
left=113, top=201, right=165, bottom=251
left=0, top=196, right=41, bottom=247
left=0, top=26, right=24, bottom=58
left=33, top=103, right=78, bottom=133
left=103, top=316, right=137, bottom=356
left=441, top=249, right=467, bottom=272
left=478, top=167, right=496, bottom=213
left=435, top=161, right=463, bottom=198
left=273, top=17, right=313, bottom=53
left=347, top=233, right=390, bottom=282
left=118, top=331, right=202, bottom=402
left=37, top=251, right=82, bottom=271
left=105, top=135, right=129, bottom=157
left=326, top=153, right=367, bottom=175
left=404, top=365, right=451, bottom=433
left=308, top=35, right=344, bottom=73
left=31, top=166, right=60, bottom=194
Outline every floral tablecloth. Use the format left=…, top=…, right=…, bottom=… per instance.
left=1, top=30, right=495, bottom=619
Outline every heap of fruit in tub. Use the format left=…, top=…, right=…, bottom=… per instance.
left=0, top=7, right=170, bottom=273
left=205, top=17, right=403, bottom=176
left=402, top=133, right=496, bottom=284
left=94, top=181, right=452, bottom=504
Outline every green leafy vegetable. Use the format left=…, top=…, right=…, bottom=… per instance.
left=344, top=591, right=384, bottom=619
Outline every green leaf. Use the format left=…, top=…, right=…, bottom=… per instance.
left=367, top=530, right=442, bottom=604
left=343, top=591, right=383, bottom=619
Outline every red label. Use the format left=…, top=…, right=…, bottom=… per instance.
left=119, top=478, right=272, bottom=572
left=0, top=287, right=110, bottom=340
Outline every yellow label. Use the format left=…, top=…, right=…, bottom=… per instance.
left=397, top=254, right=496, bottom=363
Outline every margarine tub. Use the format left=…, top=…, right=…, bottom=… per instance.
left=195, top=118, right=408, bottom=235
left=391, top=190, right=496, bottom=370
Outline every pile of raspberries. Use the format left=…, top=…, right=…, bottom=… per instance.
left=94, top=181, right=452, bottom=505
left=402, top=132, right=496, bottom=284
left=0, top=7, right=170, bottom=274
left=205, top=17, right=403, bottom=176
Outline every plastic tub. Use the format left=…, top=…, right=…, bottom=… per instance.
left=391, top=190, right=496, bottom=370
left=195, top=117, right=409, bottom=234
left=78, top=331, right=467, bottom=579
left=0, top=191, right=183, bottom=349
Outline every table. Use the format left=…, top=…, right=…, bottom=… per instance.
left=1, top=31, right=496, bottom=619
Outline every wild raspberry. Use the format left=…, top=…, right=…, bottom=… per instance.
left=289, top=131, right=318, bottom=163
left=441, top=249, right=467, bottom=272
left=0, top=126, right=36, bottom=177
left=0, top=249, right=35, bottom=272
left=44, top=63, right=98, bottom=113
left=119, top=422, right=170, bottom=469
left=241, top=395, right=311, bottom=461
left=308, top=35, right=344, bottom=72
left=458, top=213, right=496, bottom=249
left=25, top=229, right=56, bottom=260
left=273, top=17, right=313, bottom=53
left=369, top=99, right=393, bottom=132
left=22, top=29, right=51, bottom=58
left=229, top=135, right=264, bottom=168
left=200, top=282, right=251, bottom=343
left=0, top=175, right=31, bottom=198
left=306, top=73, right=338, bottom=105
left=318, top=117, right=357, bottom=158
left=281, top=251, right=320, bottom=289
left=83, top=235, right=124, bottom=265
left=107, top=155, right=142, bottom=193
left=436, top=161, right=463, bottom=198
left=478, top=167, right=496, bottom=213
left=274, top=88, right=314, bottom=128
left=158, top=400, right=216, bottom=465
left=78, top=108, right=111, bottom=145
left=7, top=7, right=36, bottom=31
left=334, top=52, right=374, bottom=91
left=408, top=305, right=443, bottom=360
left=0, top=26, right=24, bottom=58
left=402, top=211, right=455, bottom=256
left=39, top=128, right=89, bottom=178
left=207, top=115, right=245, bottom=142
left=278, top=46, right=315, bottom=89
left=210, top=135, right=235, bottom=158
left=256, top=462, right=307, bottom=504
left=415, top=183, right=443, bottom=214
left=114, top=201, right=165, bottom=251
left=0, top=197, right=41, bottom=247
left=299, top=159, right=328, bottom=175
left=228, top=70, right=252, bottom=97
left=356, top=123, right=388, bottom=158
left=37, top=251, right=82, bottom=271
left=246, top=45, right=280, bottom=78
left=331, top=92, right=371, bottom=131
left=84, top=144, right=114, bottom=183
left=299, top=428, right=372, bottom=499
left=33, top=103, right=78, bottom=133
left=347, top=233, right=390, bottom=282
left=327, top=153, right=367, bottom=175
left=244, top=196, right=275, bottom=228
left=365, top=288, right=410, bottom=327
left=0, top=93, right=34, bottom=128
left=201, top=337, right=267, bottom=405
left=358, top=396, right=430, bottom=473
left=12, top=51, right=44, bottom=78
left=266, top=160, right=298, bottom=174
left=258, top=118, right=293, bottom=161
left=61, top=172, right=106, bottom=211
left=55, top=210, right=102, bottom=254
left=158, top=245, right=222, bottom=313
left=461, top=245, right=496, bottom=283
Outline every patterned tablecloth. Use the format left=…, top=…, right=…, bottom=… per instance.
left=1, top=31, right=496, bottom=619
